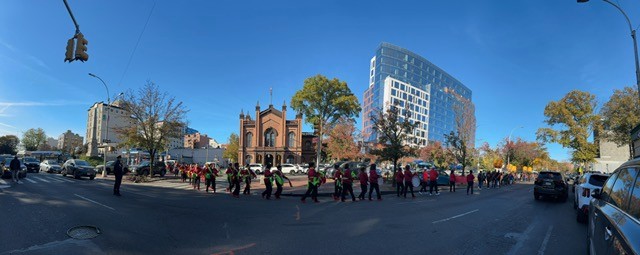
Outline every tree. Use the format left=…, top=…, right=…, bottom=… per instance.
left=116, top=81, right=187, bottom=177
left=0, top=135, right=19, bottom=154
left=326, top=118, right=359, bottom=161
left=600, top=86, right=640, bottom=159
left=223, top=133, right=239, bottom=164
left=22, top=128, right=47, bottom=151
left=444, top=90, right=476, bottom=174
left=291, top=74, right=361, bottom=166
left=536, top=90, right=601, bottom=165
left=419, top=141, right=455, bottom=169
left=370, top=101, right=419, bottom=180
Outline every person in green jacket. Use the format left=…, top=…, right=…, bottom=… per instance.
left=274, top=165, right=292, bottom=199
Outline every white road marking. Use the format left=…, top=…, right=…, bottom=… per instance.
left=538, top=226, right=554, bottom=255
left=74, top=194, right=115, bottom=211
left=25, top=178, right=36, bottom=183
left=53, top=176, right=75, bottom=183
left=507, top=223, right=536, bottom=255
left=33, top=177, right=50, bottom=183
left=0, top=179, right=8, bottom=185
left=432, top=209, right=479, bottom=224
left=396, top=199, right=436, bottom=205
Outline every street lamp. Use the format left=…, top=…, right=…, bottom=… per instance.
left=89, top=73, right=110, bottom=178
left=578, top=0, right=640, bottom=102
left=506, top=126, right=524, bottom=172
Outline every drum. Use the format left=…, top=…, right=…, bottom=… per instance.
left=412, top=176, right=420, bottom=187
left=377, top=177, right=383, bottom=185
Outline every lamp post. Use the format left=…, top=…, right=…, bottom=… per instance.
left=578, top=0, right=640, bottom=102
left=89, top=73, right=110, bottom=178
left=505, top=126, right=524, bottom=172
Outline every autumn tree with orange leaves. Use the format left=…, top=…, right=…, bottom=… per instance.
left=326, top=118, right=359, bottom=161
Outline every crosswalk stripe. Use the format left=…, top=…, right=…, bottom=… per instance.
left=53, top=176, right=75, bottom=183
left=0, top=179, right=7, bottom=185
left=33, top=177, right=50, bottom=183
left=25, top=178, right=36, bottom=183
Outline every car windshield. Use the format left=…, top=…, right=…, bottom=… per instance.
left=44, top=160, right=57, bottom=164
left=140, top=162, right=150, bottom=166
left=23, top=158, right=38, bottom=162
left=75, top=160, right=90, bottom=166
left=588, top=175, right=609, bottom=187
left=540, top=172, right=562, bottom=180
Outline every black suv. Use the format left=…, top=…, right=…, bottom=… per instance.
left=22, top=157, right=40, bottom=173
left=534, top=171, right=568, bottom=202
left=131, top=161, right=166, bottom=177
left=588, top=161, right=639, bottom=255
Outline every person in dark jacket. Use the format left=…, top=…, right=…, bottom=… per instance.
left=113, top=155, right=124, bottom=196
left=10, top=156, right=21, bottom=183
left=341, top=164, right=356, bottom=202
left=368, top=164, right=382, bottom=201
left=467, top=171, right=475, bottom=195
left=357, top=167, right=368, bottom=200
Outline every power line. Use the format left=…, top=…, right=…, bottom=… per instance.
left=117, top=0, right=156, bottom=87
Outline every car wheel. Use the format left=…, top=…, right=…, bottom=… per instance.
left=74, top=171, right=80, bottom=179
left=143, top=170, right=149, bottom=176
left=534, top=192, right=540, bottom=200
left=160, top=170, right=166, bottom=177
left=89, top=176, right=95, bottom=180
left=577, top=210, right=587, bottom=223
left=62, top=169, right=67, bottom=177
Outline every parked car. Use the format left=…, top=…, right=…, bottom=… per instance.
left=573, top=173, right=609, bottom=223
left=248, top=164, right=263, bottom=175
left=130, top=161, right=166, bottom=177
left=533, top=171, right=568, bottom=202
left=279, top=164, right=298, bottom=174
left=326, top=161, right=368, bottom=178
left=96, top=161, right=129, bottom=175
left=62, top=159, right=97, bottom=180
left=40, top=160, right=62, bottom=173
left=2, top=157, right=27, bottom=179
left=21, top=157, right=40, bottom=173
left=588, top=162, right=639, bottom=255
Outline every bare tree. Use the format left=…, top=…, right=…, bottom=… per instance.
left=116, top=81, right=188, bottom=177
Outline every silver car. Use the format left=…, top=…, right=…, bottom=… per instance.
left=40, top=160, right=62, bottom=174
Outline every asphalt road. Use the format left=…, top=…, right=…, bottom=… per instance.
left=0, top=173, right=587, bottom=255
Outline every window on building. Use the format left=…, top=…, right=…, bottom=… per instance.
left=286, top=155, right=294, bottom=164
left=245, top=132, right=253, bottom=147
left=265, top=128, right=277, bottom=147
left=288, top=132, right=295, bottom=147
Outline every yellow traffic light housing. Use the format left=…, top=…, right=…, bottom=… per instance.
left=74, top=33, right=89, bottom=62
left=64, top=37, right=75, bottom=62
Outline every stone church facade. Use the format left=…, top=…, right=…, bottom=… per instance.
left=238, top=102, right=315, bottom=166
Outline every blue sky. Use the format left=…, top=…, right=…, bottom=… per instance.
left=1, top=0, right=639, bottom=161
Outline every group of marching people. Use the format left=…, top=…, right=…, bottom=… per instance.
left=176, top=163, right=221, bottom=193
left=394, top=165, right=478, bottom=197
left=302, top=162, right=383, bottom=203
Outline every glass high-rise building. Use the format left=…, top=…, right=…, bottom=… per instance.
left=362, top=42, right=475, bottom=146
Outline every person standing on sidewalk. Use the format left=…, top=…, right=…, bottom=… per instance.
left=467, top=171, right=475, bottom=195
left=341, top=164, right=356, bottom=202
left=301, top=162, right=320, bottom=203
left=10, top=156, right=20, bottom=184
left=395, top=168, right=404, bottom=197
left=357, top=167, right=368, bottom=200
left=273, top=165, right=292, bottom=199
left=368, top=164, right=382, bottom=201
left=403, top=165, right=416, bottom=198
left=429, top=167, right=439, bottom=196
left=420, top=169, right=429, bottom=194
left=449, top=170, right=456, bottom=192
left=477, top=171, right=484, bottom=190
left=261, top=164, right=274, bottom=199
left=332, top=164, right=343, bottom=201
left=113, top=155, right=124, bottom=196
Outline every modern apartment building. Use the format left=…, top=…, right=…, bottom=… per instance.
left=58, top=130, right=83, bottom=153
left=363, top=42, right=475, bottom=146
left=85, top=101, right=133, bottom=157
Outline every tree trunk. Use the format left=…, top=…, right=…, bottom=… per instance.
left=391, top=158, right=398, bottom=188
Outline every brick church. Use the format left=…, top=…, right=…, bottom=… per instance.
left=238, top=101, right=316, bottom=166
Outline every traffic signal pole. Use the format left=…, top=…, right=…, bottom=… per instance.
left=63, top=0, right=80, bottom=34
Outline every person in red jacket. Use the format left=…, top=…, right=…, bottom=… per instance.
left=341, top=164, right=356, bottom=202
left=420, top=169, right=429, bottom=194
left=467, top=171, right=475, bottom=195
left=395, top=168, right=404, bottom=197
left=429, top=167, right=439, bottom=196
left=403, top=165, right=416, bottom=198
left=357, top=167, right=368, bottom=200
left=332, top=164, right=343, bottom=201
left=449, top=170, right=456, bottom=192
left=241, top=164, right=257, bottom=195
left=368, top=164, right=382, bottom=200
left=301, top=162, right=319, bottom=203
left=261, top=164, right=273, bottom=199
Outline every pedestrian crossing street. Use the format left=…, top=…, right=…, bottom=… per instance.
left=0, top=174, right=81, bottom=186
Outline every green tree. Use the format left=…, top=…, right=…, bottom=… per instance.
left=536, top=90, right=601, bottom=165
left=600, top=86, right=640, bottom=159
left=291, top=74, right=361, bottom=166
left=22, top=128, right=47, bottom=151
left=370, top=101, right=419, bottom=180
left=0, top=135, right=20, bottom=154
left=116, top=81, right=188, bottom=177
left=444, top=88, right=476, bottom=174
left=223, top=133, right=239, bottom=164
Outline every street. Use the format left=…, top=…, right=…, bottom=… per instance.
left=0, top=173, right=586, bottom=255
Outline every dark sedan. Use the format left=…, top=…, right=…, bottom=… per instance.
left=62, top=159, right=96, bottom=180
left=96, top=161, right=129, bottom=175
left=22, top=157, right=40, bottom=173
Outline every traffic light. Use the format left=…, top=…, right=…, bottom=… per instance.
left=74, top=33, right=89, bottom=62
left=64, top=37, right=75, bottom=62
left=313, top=121, right=320, bottom=135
